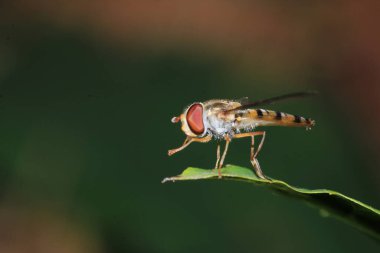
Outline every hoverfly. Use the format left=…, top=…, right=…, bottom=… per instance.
left=169, top=91, right=316, bottom=179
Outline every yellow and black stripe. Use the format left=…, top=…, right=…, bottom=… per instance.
left=243, top=109, right=315, bottom=127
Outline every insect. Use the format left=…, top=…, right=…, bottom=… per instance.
left=169, top=91, right=317, bottom=179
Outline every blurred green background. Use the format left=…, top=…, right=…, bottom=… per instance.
left=0, top=1, right=379, bottom=252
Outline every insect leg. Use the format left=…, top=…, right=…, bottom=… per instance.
left=168, top=135, right=212, bottom=156
left=192, top=135, right=212, bottom=143
left=168, top=137, right=193, bottom=156
left=218, top=136, right=231, bottom=178
left=233, top=132, right=268, bottom=179
left=254, top=131, right=266, bottom=159
left=251, top=132, right=268, bottom=179
left=233, top=131, right=265, bottom=159
left=214, top=144, right=221, bottom=170
left=250, top=158, right=267, bottom=180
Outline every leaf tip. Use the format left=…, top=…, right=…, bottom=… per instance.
left=161, top=177, right=176, bottom=184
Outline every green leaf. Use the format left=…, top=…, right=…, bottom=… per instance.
left=162, top=165, right=380, bottom=241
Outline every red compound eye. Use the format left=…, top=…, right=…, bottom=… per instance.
left=186, top=103, right=204, bottom=135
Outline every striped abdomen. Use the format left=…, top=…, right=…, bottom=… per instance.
left=237, top=109, right=315, bottom=128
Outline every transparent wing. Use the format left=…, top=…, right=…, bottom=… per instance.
left=224, top=91, right=318, bottom=112
left=234, top=97, right=249, bottom=105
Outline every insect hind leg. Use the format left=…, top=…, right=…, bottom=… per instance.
left=250, top=158, right=267, bottom=180
left=250, top=132, right=269, bottom=180
left=234, top=131, right=269, bottom=180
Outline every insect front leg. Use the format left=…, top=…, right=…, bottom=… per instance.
left=168, top=137, right=193, bottom=156
left=168, top=135, right=212, bottom=156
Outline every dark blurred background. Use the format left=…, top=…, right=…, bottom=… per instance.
left=0, top=1, right=379, bottom=252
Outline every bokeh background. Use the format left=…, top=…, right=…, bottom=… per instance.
left=0, top=1, right=379, bottom=252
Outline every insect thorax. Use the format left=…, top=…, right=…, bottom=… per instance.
left=203, top=99, right=256, bottom=139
